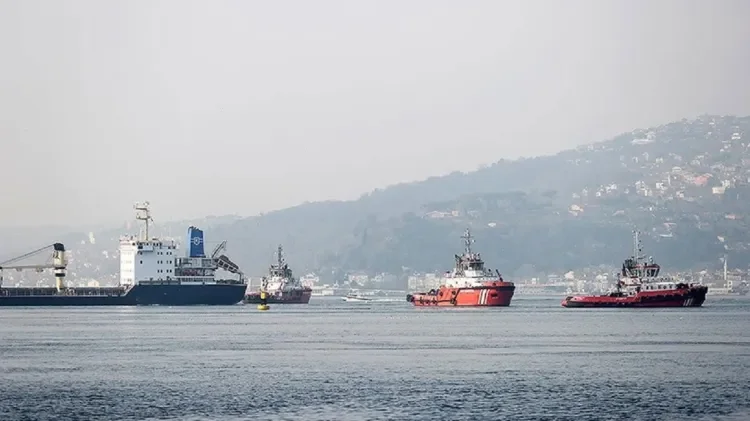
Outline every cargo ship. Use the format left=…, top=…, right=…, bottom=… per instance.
left=561, top=230, right=709, bottom=308
left=243, top=245, right=312, bottom=304
left=406, top=228, right=515, bottom=307
left=0, top=202, right=247, bottom=306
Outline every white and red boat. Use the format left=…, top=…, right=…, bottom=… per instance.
left=562, top=231, right=708, bottom=308
left=243, top=245, right=312, bottom=305
left=342, top=293, right=373, bottom=302
left=406, top=228, right=515, bottom=307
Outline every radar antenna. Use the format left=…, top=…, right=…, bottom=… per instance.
left=134, top=202, right=153, bottom=241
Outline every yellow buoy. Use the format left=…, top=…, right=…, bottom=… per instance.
left=257, top=290, right=269, bottom=311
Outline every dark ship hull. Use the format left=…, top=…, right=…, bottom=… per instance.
left=243, top=289, right=311, bottom=304
left=561, top=285, right=709, bottom=308
left=562, top=230, right=710, bottom=309
left=0, top=282, right=247, bottom=306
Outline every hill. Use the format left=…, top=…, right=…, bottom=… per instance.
left=335, top=115, right=750, bottom=277
left=4, top=114, right=750, bottom=285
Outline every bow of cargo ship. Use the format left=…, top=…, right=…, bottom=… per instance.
left=406, top=228, right=515, bottom=307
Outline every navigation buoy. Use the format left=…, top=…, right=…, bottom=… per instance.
left=257, top=290, right=269, bottom=311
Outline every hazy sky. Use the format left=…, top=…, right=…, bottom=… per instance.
left=1, top=0, right=749, bottom=227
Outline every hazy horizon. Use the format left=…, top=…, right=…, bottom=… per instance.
left=3, top=0, right=750, bottom=227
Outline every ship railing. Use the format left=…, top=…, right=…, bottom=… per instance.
left=216, top=278, right=246, bottom=285
left=1, top=286, right=128, bottom=297
left=136, top=278, right=245, bottom=285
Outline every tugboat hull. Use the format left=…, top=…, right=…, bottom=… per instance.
left=407, top=283, right=515, bottom=307
left=561, top=285, right=709, bottom=308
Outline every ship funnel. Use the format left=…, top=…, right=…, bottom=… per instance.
left=187, top=226, right=206, bottom=258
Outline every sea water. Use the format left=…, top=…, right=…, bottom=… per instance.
left=1, top=296, right=749, bottom=421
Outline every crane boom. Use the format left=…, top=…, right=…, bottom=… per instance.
left=0, top=243, right=68, bottom=291
left=211, top=240, right=227, bottom=258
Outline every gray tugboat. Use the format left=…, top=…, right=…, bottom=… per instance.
left=243, top=245, right=312, bottom=304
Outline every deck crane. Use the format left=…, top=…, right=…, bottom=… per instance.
left=209, top=240, right=244, bottom=282
left=0, top=243, right=68, bottom=292
left=210, top=240, right=227, bottom=258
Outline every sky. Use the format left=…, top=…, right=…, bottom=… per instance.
left=1, top=0, right=749, bottom=227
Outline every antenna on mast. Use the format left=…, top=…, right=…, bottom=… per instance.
left=461, top=228, right=474, bottom=255
left=632, top=229, right=643, bottom=260
left=134, top=202, right=153, bottom=241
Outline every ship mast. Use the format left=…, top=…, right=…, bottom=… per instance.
left=277, top=244, right=284, bottom=267
left=632, top=230, right=644, bottom=262
left=134, top=202, right=153, bottom=241
left=461, top=228, right=474, bottom=255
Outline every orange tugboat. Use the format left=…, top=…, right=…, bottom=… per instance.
left=406, top=228, right=515, bottom=307
left=561, top=230, right=709, bottom=308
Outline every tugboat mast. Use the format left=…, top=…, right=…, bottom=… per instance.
left=632, top=229, right=650, bottom=263
left=277, top=244, right=284, bottom=267
left=461, top=228, right=474, bottom=255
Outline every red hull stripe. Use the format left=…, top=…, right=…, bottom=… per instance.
left=408, top=285, right=515, bottom=307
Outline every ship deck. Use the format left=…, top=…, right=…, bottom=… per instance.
left=0, top=286, right=128, bottom=297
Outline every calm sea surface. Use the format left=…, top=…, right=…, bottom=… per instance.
left=1, top=295, right=750, bottom=421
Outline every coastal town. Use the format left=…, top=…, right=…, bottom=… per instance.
left=3, top=116, right=750, bottom=298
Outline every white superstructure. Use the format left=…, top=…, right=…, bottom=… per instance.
left=118, top=236, right=179, bottom=286
left=261, top=245, right=308, bottom=294
left=118, top=202, right=243, bottom=287
left=610, top=230, right=696, bottom=296
left=441, top=228, right=504, bottom=288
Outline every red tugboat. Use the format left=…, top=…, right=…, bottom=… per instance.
left=406, top=228, right=515, bottom=307
left=561, top=231, right=709, bottom=308
left=243, top=245, right=312, bottom=305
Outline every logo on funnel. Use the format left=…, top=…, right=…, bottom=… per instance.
left=192, top=236, right=203, bottom=246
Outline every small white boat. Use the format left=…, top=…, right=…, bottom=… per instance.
left=342, top=294, right=372, bottom=302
